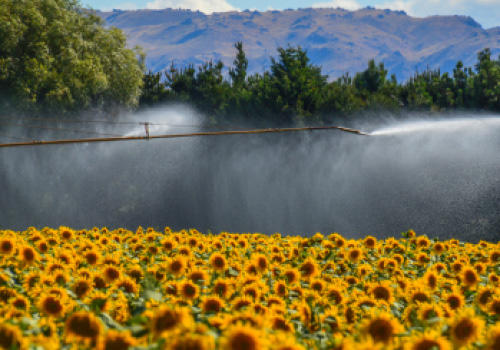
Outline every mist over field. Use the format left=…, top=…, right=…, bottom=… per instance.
left=1, top=106, right=499, bottom=241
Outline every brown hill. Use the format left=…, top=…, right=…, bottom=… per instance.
left=99, top=7, right=500, bottom=81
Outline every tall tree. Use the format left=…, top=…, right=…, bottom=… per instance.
left=0, top=0, right=144, bottom=114
left=229, top=42, right=248, bottom=88
left=264, top=46, right=327, bottom=122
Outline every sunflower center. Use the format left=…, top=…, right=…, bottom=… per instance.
left=373, top=286, right=390, bottom=301
left=67, top=314, right=101, bottom=338
left=412, top=292, right=428, bottom=303
left=414, top=339, right=441, bottom=350
left=183, top=283, right=197, bottom=298
left=478, top=290, right=492, bottom=305
left=368, top=319, right=394, bottom=343
left=0, top=326, right=19, bottom=349
left=453, top=319, right=475, bottom=341
left=204, top=299, right=221, bottom=313
left=103, top=336, right=133, bottom=350
left=464, top=270, right=478, bottom=284
left=43, top=297, right=63, bottom=315
left=0, top=241, right=13, bottom=253
left=154, top=311, right=179, bottom=332
left=170, top=260, right=183, bottom=273
left=213, top=256, right=225, bottom=268
left=448, top=296, right=461, bottom=309
left=229, top=331, right=258, bottom=350
left=23, top=248, right=35, bottom=261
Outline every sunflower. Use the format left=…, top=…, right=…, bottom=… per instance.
left=451, top=261, right=464, bottom=274
left=64, top=311, right=102, bottom=343
left=232, top=295, right=256, bottom=312
left=23, top=272, right=40, bottom=291
left=360, top=311, right=403, bottom=344
left=432, top=242, right=445, bottom=254
left=485, top=323, right=500, bottom=350
left=213, top=278, right=232, bottom=298
left=444, top=290, right=465, bottom=312
left=326, top=287, right=344, bottom=305
left=116, top=276, right=139, bottom=294
left=403, top=330, right=451, bottom=350
left=476, top=286, right=495, bottom=310
left=209, top=253, right=227, bottom=272
left=84, top=250, right=100, bottom=265
left=310, top=279, right=326, bottom=293
left=97, top=330, right=137, bottom=350
left=346, top=248, right=363, bottom=263
left=179, top=280, right=199, bottom=300
left=415, top=252, right=430, bottom=266
left=422, top=270, right=439, bottom=290
left=418, top=302, right=443, bottom=322
left=19, top=245, right=37, bottom=265
left=220, top=325, right=265, bottom=350
left=460, top=266, right=479, bottom=288
left=169, top=257, right=187, bottom=277
left=166, top=333, right=215, bottom=350
left=127, top=265, right=143, bottom=282
left=36, top=240, right=49, bottom=253
left=38, top=294, right=66, bottom=318
left=416, top=236, right=430, bottom=249
left=274, top=280, right=287, bottom=297
left=369, top=281, right=394, bottom=304
left=159, top=238, right=176, bottom=252
left=73, top=278, right=93, bottom=299
left=103, top=266, right=121, bottom=283
left=0, top=323, right=25, bottom=350
left=270, top=333, right=306, bottom=350
left=150, top=306, right=193, bottom=336
left=284, top=268, right=300, bottom=284
left=0, top=238, right=15, bottom=255
left=189, top=269, right=209, bottom=285
left=93, top=275, right=107, bottom=289
left=11, top=295, right=30, bottom=311
left=299, top=258, right=319, bottom=279
left=449, top=308, right=484, bottom=347
left=201, top=296, right=224, bottom=314
left=488, top=296, right=500, bottom=316
left=408, top=286, right=431, bottom=304
left=357, top=264, right=372, bottom=278
left=363, top=236, right=377, bottom=249
left=252, top=254, right=269, bottom=273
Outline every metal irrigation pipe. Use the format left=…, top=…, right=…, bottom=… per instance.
left=0, top=125, right=369, bottom=148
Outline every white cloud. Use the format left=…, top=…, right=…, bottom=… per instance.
left=312, top=0, right=362, bottom=11
left=145, top=0, right=237, bottom=13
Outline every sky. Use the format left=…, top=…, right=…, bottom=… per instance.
left=83, top=0, right=500, bottom=29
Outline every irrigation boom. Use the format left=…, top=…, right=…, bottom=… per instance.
left=0, top=125, right=368, bottom=148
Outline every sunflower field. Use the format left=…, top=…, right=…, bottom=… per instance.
left=0, top=227, right=498, bottom=349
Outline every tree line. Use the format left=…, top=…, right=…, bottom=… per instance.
left=141, top=43, right=500, bottom=125
left=1, top=0, right=499, bottom=122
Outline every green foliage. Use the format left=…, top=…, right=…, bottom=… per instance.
left=140, top=45, right=500, bottom=124
left=0, top=0, right=144, bottom=114
left=229, top=41, right=248, bottom=88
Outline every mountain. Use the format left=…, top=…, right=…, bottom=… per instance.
left=98, top=7, right=500, bottom=82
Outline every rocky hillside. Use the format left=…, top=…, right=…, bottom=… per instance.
left=99, top=7, right=500, bottom=81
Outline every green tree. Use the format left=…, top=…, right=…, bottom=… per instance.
left=229, top=42, right=248, bottom=88
left=0, top=0, right=144, bottom=114
left=354, top=59, right=387, bottom=94
left=263, top=46, right=328, bottom=123
left=472, top=48, right=500, bottom=110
